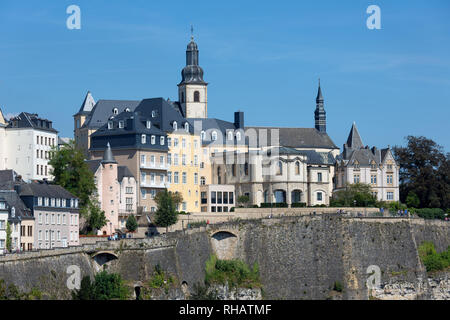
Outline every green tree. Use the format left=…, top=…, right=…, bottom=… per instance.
left=237, top=195, right=250, bottom=208
left=5, top=222, right=11, bottom=252
left=406, top=191, right=420, bottom=208
left=72, top=276, right=94, bottom=300
left=86, top=200, right=107, bottom=234
left=125, top=214, right=138, bottom=232
left=72, top=272, right=129, bottom=300
left=154, top=190, right=178, bottom=233
left=331, top=183, right=377, bottom=207
left=393, top=136, right=448, bottom=209
left=49, top=141, right=96, bottom=214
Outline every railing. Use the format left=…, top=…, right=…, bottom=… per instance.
left=140, top=162, right=169, bottom=170
left=140, top=181, right=169, bottom=189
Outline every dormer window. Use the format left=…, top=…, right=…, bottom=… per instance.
left=113, top=108, right=119, bottom=115
left=152, top=110, right=157, bottom=118
left=141, top=134, right=146, bottom=144
left=227, top=131, right=233, bottom=141
left=160, top=136, right=165, bottom=145
left=119, top=121, right=124, bottom=129
left=236, top=131, right=241, bottom=141
left=151, top=135, right=156, bottom=145
left=173, top=121, right=178, bottom=131
left=201, top=131, right=206, bottom=141
left=11, top=207, right=15, bottom=218
left=146, top=120, right=151, bottom=129
left=184, top=122, right=189, bottom=132
left=108, top=121, right=113, bottom=130
left=211, top=131, right=218, bottom=141
left=125, top=108, right=131, bottom=112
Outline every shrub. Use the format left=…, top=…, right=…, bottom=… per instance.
left=333, top=281, right=343, bottom=292
left=259, top=203, right=288, bottom=208
left=72, top=271, right=130, bottom=300
left=418, top=242, right=450, bottom=272
left=230, top=207, right=235, bottom=212
left=415, top=208, right=445, bottom=220
left=204, top=255, right=261, bottom=289
left=291, top=202, right=307, bottom=208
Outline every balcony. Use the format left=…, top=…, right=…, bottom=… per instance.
left=140, top=162, right=169, bottom=171
left=140, top=181, right=170, bottom=189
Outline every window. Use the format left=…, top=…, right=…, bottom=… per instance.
left=182, top=172, right=187, bottom=184
left=119, top=121, right=124, bottom=129
left=174, top=172, right=179, bottom=184
left=217, top=192, right=223, bottom=204
left=38, top=213, right=42, bottom=224
left=141, top=155, right=146, bottom=165
left=211, top=131, right=217, bottom=141
left=182, top=138, right=186, bottom=148
left=227, top=131, right=233, bottom=141
left=201, top=131, right=206, bottom=141
left=229, top=192, right=234, bottom=204
left=211, top=192, right=217, bottom=204
left=160, top=155, right=164, bottom=167
left=150, top=155, right=155, bottom=166
left=167, top=138, right=172, bottom=147
left=113, top=108, right=119, bottom=115
left=371, top=175, right=377, bottom=184
left=353, top=174, right=360, bottom=183
left=194, top=91, right=200, bottom=102
left=168, top=153, right=172, bottom=165
left=317, top=192, right=323, bottom=201
left=108, top=121, right=113, bottom=129
left=276, top=161, right=283, bottom=175
left=168, top=171, right=172, bottom=183
left=150, top=173, right=155, bottom=184
left=126, top=187, right=133, bottom=194
left=232, top=164, right=236, bottom=177
left=317, top=172, right=323, bottom=182
left=387, top=174, right=393, bottom=184
left=200, top=177, right=206, bottom=185
left=151, top=135, right=156, bottom=145
left=387, top=192, right=394, bottom=200
left=295, top=161, right=300, bottom=175
left=174, top=154, right=179, bottom=166
left=182, top=154, right=186, bottom=165
left=185, top=123, right=189, bottom=132
left=194, top=155, right=198, bottom=166
left=173, top=121, right=178, bottom=131
left=141, top=134, right=146, bottom=144
left=174, top=138, right=179, bottom=147
left=141, top=189, right=147, bottom=200
left=194, top=173, right=198, bottom=185
left=146, top=120, right=151, bottom=129
left=160, top=136, right=165, bottom=145
left=236, top=132, right=241, bottom=141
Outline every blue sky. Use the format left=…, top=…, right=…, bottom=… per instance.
left=0, top=0, right=449, bottom=151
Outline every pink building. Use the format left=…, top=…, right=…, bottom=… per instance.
left=87, top=143, right=137, bottom=235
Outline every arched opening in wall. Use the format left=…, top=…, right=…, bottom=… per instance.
left=134, top=285, right=142, bottom=300
left=92, top=252, right=119, bottom=271
left=181, top=281, right=189, bottom=297
left=291, top=190, right=303, bottom=204
left=211, top=231, right=238, bottom=260
left=274, top=189, right=286, bottom=203
left=194, top=91, right=200, bottom=102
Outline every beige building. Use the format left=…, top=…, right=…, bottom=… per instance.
left=200, top=184, right=235, bottom=213
left=335, top=123, right=400, bottom=202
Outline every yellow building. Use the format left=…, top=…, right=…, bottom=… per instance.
left=167, top=132, right=201, bottom=213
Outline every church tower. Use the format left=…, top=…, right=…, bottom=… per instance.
left=178, top=29, right=208, bottom=118
left=314, top=80, right=326, bottom=132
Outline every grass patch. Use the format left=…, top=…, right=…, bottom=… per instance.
left=205, top=255, right=261, bottom=289
left=418, top=242, right=450, bottom=272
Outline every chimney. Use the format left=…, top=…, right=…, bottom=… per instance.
left=234, top=111, right=244, bottom=129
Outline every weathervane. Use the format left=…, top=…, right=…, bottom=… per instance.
left=190, top=25, right=194, bottom=41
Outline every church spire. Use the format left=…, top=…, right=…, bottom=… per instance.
left=314, top=79, right=326, bottom=132
left=179, top=27, right=206, bottom=85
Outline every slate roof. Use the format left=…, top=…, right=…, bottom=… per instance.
left=7, top=112, right=58, bottom=133
left=346, top=123, right=364, bottom=149
left=18, top=182, right=77, bottom=199
left=0, top=170, right=23, bottom=190
left=0, top=190, right=34, bottom=221
left=245, top=127, right=338, bottom=149
left=74, top=91, right=96, bottom=116
left=118, top=166, right=135, bottom=182
left=82, top=99, right=141, bottom=129
left=268, top=147, right=336, bottom=165
left=85, top=159, right=102, bottom=173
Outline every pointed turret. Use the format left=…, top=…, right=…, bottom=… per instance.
left=77, top=91, right=96, bottom=115
left=346, top=122, right=364, bottom=149
left=314, top=79, right=326, bottom=132
left=102, top=142, right=117, bottom=164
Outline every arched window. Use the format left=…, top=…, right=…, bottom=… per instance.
left=141, top=134, right=146, bottom=144
left=276, top=161, right=283, bottom=175
left=236, top=131, right=241, bottom=141
left=184, top=122, right=189, bottom=132
left=200, top=131, right=206, bottom=141
left=125, top=108, right=131, bottom=112
left=211, top=131, right=218, bottom=141
left=244, top=162, right=249, bottom=176
left=173, top=121, right=178, bottom=131
left=113, top=108, right=119, bottom=115
left=146, top=120, right=151, bottom=129
left=227, top=131, right=233, bottom=141
left=295, top=161, right=300, bottom=175
left=194, top=91, right=200, bottom=102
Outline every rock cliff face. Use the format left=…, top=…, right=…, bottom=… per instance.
left=0, top=215, right=448, bottom=300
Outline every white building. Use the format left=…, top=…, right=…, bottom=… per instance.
left=334, top=123, right=400, bottom=202
left=0, top=111, right=58, bottom=181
